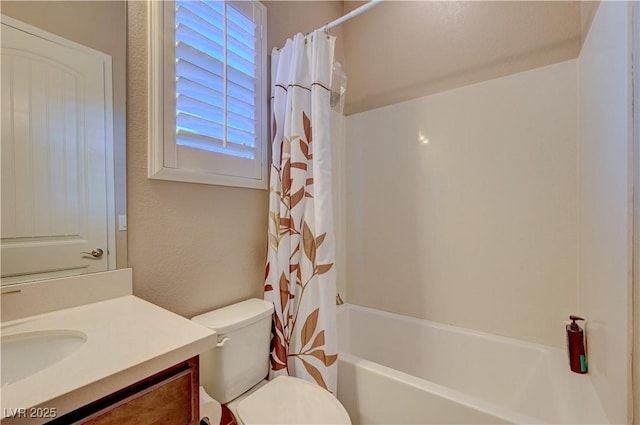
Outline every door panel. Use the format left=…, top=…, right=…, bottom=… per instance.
left=1, top=22, right=110, bottom=283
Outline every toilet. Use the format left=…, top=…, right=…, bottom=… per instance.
left=191, top=298, right=351, bottom=425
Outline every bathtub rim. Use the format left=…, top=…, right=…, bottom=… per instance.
left=338, top=303, right=554, bottom=356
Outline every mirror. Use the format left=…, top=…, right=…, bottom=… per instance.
left=0, top=1, right=127, bottom=285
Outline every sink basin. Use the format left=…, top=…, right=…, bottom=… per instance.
left=1, top=330, right=87, bottom=387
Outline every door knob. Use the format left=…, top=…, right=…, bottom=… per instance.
left=81, top=248, right=104, bottom=258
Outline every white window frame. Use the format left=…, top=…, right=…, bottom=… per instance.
left=148, top=0, right=268, bottom=189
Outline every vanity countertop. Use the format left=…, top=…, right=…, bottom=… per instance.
left=0, top=295, right=217, bottom=423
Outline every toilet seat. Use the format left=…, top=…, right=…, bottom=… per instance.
left=234, top=376, right=351, bottom=425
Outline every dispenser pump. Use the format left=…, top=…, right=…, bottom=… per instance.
left=568, top=315, right=584, bottom=331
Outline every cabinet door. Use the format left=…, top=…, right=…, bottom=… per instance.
left=48, top=357, right=199, bottom=425
left=81, top=369, right=193, bottom=425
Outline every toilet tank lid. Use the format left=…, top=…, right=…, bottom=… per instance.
left=191, top=298, right=274, bottom=334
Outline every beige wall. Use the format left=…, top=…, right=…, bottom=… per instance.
left=126, top=1, right=343, bottom=318
left=1, top=1, right=128, bottom=269
left=577, top=2, right=633, bottom=423
left=346, top=60, right=578, bottom=348
left=580, top=1, right=600, bottom=45
left=342, top=1, right=581, bottom=115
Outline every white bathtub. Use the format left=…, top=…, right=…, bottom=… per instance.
left=336, top=304, right=608, bottom=424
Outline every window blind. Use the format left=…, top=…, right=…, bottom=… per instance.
left=175, top=0, right=258, bottom=160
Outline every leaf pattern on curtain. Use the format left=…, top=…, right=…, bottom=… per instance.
left=264, top=31, right=338, bottom=394
left=265, top=111, right=337, bottom=391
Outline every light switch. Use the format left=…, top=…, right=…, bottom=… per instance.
left=118, top=215, right=128, bottom=231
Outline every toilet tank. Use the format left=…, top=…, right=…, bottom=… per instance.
left=191, top=298, right=274, bottom=404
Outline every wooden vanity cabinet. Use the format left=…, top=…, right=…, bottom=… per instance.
left=47, top=356, right=199, bottom=425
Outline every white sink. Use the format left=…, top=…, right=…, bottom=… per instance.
left=1, top=330, right=87, bottom=387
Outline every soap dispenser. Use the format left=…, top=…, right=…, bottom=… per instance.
left=566, top=315, right=587, bottom=374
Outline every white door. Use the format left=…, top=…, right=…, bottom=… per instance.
left=1, top=19, right=113, bottom=283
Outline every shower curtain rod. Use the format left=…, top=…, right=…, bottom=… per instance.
left=316, top=0, right=384, bottom=33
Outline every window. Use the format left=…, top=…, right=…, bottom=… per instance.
left=149, top=0, right=267, bottom=189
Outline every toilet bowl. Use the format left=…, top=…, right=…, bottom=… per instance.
left=192, top=298, right=350, bottom=425
left=227, top=376, right=350, bottom=425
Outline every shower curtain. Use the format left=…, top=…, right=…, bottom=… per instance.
left=264, top=31, right=338, bottom=393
